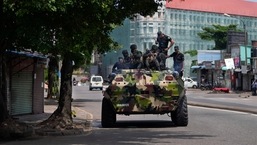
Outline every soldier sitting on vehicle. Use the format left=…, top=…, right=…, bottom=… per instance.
left=122, top=50, right=132, bottom=69
left=112, top=57, right=126, bottom=73
left=150, top=44, right=168, bottom=70
left=143, top=45, right=160, bottom=71
left=129, top=44, right=143, bottom=69
left=145, top=53, right=161, bottom=71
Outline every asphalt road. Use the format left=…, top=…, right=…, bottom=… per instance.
left=3, top=85, right=257, bottom=145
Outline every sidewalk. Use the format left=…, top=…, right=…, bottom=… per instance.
left=16, top=99, right=93, bottom=136
left=187, top=89, right=257, bottom=114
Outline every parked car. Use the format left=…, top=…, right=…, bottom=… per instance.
left=183, top=77, right=198, bottom=89
left=89, top=75, right=103, bottom=91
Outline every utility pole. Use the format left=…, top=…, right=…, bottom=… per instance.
left=224, top=13, right=247, bottom=65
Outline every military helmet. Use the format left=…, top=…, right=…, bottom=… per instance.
left=151, top=45, right=158, bottom=51
left=130, top=44, right=137, bottom=50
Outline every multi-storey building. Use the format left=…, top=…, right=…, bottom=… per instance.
left=165, top=0, right=257, bottom=50
left=102, top=0, right=257, bottom=82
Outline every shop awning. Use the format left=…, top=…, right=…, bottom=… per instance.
left=191, top=66, right=201, bottom=69
left=221, top=66, right=228, bottom=71
left=191, top=65, right=215, bottom=69
left=234, top=68, right=241, bottom=72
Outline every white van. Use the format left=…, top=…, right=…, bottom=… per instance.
left=183, top=77, right=198, bottom=89
left=89, top=75, right=103, bottom=91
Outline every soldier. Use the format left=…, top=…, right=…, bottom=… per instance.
left=112, top=57, right=126, bottom=73
left=145, top=54, right=161, bottom=71
left=129, top=44, right=143, bottom=69
left=167, top=46, right=184, bottom=77
left=156, top=31, right=175, bottom=56
left=155, top=31, right=175, bottom=69
left=143, top=45, right=160, bottom=71
left=122, top=50, right=131, bottom=69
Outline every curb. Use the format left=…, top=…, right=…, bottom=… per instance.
left=188, top=102, right=257, bottom=115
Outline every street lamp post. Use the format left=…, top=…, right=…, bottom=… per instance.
left=224, top=13, right=247, bottom=65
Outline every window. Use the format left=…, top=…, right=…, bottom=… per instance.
left=130, top=29, right=135, bottom=36
left=92, top=77, right=102, bottom=82
left=143, top=42, right=147, bottom=50
left=170, top=13, right=173, bottom=19
left=149, top=27, right=153, bottom=33
left=143, top=27, right=147, bottom=33
left=149, top=42, right=153, bottom=48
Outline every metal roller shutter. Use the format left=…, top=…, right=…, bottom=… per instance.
left=11, top=70, right=33, bottom=115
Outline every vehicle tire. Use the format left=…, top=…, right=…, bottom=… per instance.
left=192, top=85, right=197, bottom=89
left=171, top=95, right=188, bottom=126
left=101, top=97, right=116, bottom=128
left=89, top=87, right=92, bottom=91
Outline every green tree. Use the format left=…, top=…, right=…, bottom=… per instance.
left=0, top=0, right=168, bottom=135
left=198, top=24, right=239, bottom=50
left=184, top=50, right=197, bottom=57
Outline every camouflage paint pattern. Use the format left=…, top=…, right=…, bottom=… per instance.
left=103, top=69, right=186, bottom=114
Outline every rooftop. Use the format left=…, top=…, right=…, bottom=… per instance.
left=166, top=0, right=257, bottom=18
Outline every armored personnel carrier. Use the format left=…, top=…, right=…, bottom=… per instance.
left=101, top=69, right=188, bottom=127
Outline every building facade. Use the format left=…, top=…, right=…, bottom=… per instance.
left=103, top=0, right=257, bottom=86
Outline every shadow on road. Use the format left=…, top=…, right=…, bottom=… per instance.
left=95, top=120, right=177, bottom=128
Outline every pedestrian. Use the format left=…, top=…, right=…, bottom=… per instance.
left=252, top=79, right=257, bottom=95
left=167, top=46, right=184, bottom=77
left=112, top=57, right=126, bottom=73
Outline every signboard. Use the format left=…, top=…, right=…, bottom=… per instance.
left=227, top=31, right=245, bottom=46
left=234, top=57, right=240, bottom=67
left=224, top=58, right=235, bottom=69
left=240, top=46, right=251, bottom=65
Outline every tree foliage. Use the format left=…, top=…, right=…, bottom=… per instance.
left=0, top=0, right=168, bottom=132
left=184, top=50, right=197, bottom=57
left=198, top=24, right=239, bottom=50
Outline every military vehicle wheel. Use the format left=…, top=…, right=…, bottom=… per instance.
left=171, top=95, right=188, bottom=126
left=101, top=97, right=116, bottom=128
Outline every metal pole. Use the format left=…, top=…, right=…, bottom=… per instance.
left=242, top=21, right=247, bottom=65
left=224, top=13, right=247, bottom=65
